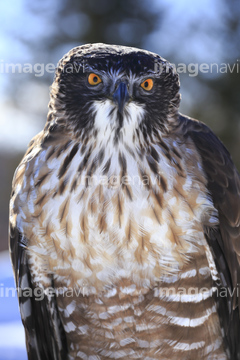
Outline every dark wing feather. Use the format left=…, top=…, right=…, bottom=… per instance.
left=177, top=114, right=240, bottom=359
left=9, top=225, right=68, bottom=360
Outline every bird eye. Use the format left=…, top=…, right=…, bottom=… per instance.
left=88, top=73, right=102, bottom=86
left=140, top=78, right=154, bottom=91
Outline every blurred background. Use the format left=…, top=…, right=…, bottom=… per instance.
left=0, top=0, right=239, bottom=358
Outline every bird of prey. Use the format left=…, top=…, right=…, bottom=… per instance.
left=9, top=43, right=240, bottom=360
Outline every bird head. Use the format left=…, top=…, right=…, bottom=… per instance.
left=49, top=43, right=180, bottom=145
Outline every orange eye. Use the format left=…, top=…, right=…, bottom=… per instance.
left=88, top=73, right=102, bottom=85
left=141, top=78, right=154, bottom=91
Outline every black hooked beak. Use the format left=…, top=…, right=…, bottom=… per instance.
left=112, top=82, right=130, bottom=115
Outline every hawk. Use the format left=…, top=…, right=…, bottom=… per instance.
left=9, top=43, right=240, bottom=360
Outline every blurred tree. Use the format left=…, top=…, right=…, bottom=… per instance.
left=24, top=0, right=161, bottom=73
left=190, top=0, right=240, bottom=169
left=192, top=67, right=240, bottom=169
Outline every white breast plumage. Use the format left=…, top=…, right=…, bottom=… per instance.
left=13, top=103, right=218, bottom=295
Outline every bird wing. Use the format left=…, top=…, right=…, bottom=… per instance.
left=9, top=224, right=68, bottom=360
left=9, top=131, right=68, bottom=360
left=176, top=114, right=240, bottom=358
